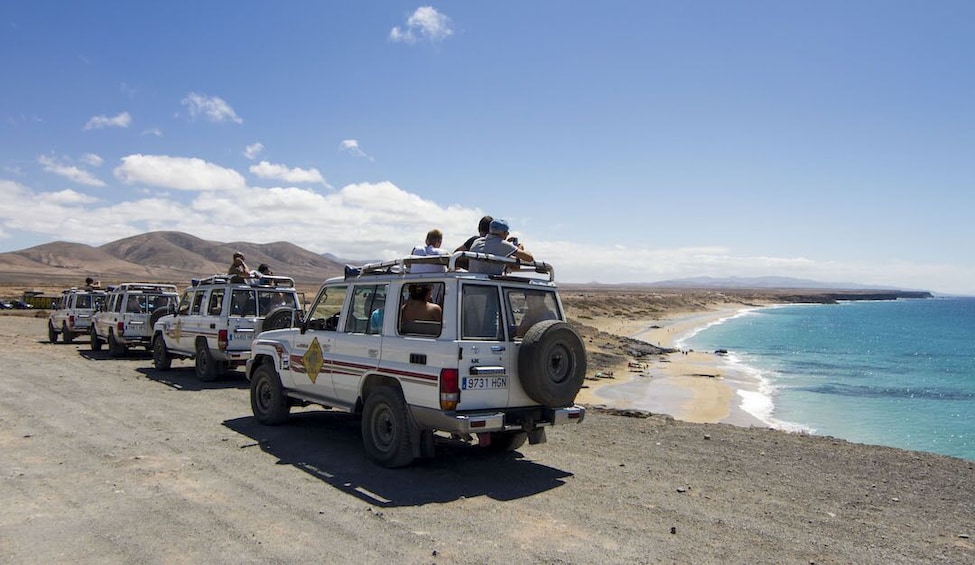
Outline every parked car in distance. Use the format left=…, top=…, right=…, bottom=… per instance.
left=12, top=300, right=33, bottom=309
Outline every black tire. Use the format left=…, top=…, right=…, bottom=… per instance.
left=149, top=307, right=172, bottom=329
left=48, top=322, right=57, bottom=344
left=518, top=320, right=587, bottom=407
left=361, top=387, right=415, bottom=468
left=195, top=340, right=219, bottom=382
left=61, top=322, right=73, bottom=344
left=152, top=335, right=172, bottom=370
left=90, top=328, right=102, bottom=351
left=262, top=307, right=294, bottom=332
left=108, top=331, right=126, bottom=357
left=482, top=431, right=528, bottom=452
left=250, top=363, right=290, bottom=425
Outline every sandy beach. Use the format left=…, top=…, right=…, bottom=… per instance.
left=575, top=304, right=768, bottom=427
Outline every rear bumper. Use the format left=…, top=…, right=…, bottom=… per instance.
left=410, top=404, right=586, bottom=434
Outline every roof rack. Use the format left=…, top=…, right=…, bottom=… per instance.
left=348, top=251, right=555, bottom=282
left=112, top=283, right=179, bottom=293
left=191, top=274, right=296, bottom=288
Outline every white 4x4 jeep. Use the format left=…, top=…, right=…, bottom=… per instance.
left=90, top=283, right=179, bottom=357
left=48, top=288, right=107, bottom=343
left=246, top=252, right=587, bottom=468
left=152, top=275, right=301, bottom=381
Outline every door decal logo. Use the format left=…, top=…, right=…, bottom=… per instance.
left=303, top=337, right=324, bottom=384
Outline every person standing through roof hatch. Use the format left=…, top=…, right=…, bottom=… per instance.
left=228, top=252, right=250, bottom=282
left=468, top=218, right=533, bottom=275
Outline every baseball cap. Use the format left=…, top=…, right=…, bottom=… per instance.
left=489, top=218, right=510, bottom=235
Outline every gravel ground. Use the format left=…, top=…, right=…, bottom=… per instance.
left=1, top=314, right=973, bottom=564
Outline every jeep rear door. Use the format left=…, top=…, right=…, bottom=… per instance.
left=456, top=283, right=522, bottom=409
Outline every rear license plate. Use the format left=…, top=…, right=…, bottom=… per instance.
left=462, top=376, right=508, bottom=390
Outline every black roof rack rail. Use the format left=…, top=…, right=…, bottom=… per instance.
left=191, top=274, right=296, bottom=288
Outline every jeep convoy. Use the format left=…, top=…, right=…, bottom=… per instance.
left=246, top=252, right=587, bottom=467
left=150, top=275, right=301, bottom=381
left=48, top=287, right=107, bottom=343
left=90, top=283, right=179, bottom=356
left=41, top=251, right=588, bottom=467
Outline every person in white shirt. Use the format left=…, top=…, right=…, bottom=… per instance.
left=409, top=229, right=450, bottom=273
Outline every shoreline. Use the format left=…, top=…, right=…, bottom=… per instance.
left=576, top=304, right=769, bottom=427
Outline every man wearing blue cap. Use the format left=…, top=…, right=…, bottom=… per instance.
left=468, top=218, right=534, bottom=275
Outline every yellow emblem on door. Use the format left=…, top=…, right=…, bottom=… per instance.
left=303, top=337, right=324, bottom=384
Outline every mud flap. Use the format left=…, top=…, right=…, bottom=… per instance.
left=527, top=428, right=547, bottom=445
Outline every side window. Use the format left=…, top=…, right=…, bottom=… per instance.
left=461, top=284, right=502, bottom=341
left=190, top=291, right=206, bottom=315
left=307, top=285, right=348, bottom=331
left=345, top=284, right=387, bottom=335
left=125, top=294, right=145, bottom=314
left=177, top=291, right=193, bottom=316
left=108, top=294, right=120, bottom=313
left=208, top=289, right=225, bottom=316
left=230, top=290, right=256, bottom=316
left=398, top=282, right=445, bottom=337
left=506, top=289, right=560, bottom=339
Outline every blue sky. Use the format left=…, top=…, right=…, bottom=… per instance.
left=2, top=2, right=973, bottom=294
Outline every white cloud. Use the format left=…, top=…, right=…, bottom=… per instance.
left=390, top=6, right=453, bottom=44
left=249, top=160, right=326, bottom=185
left=181, top=92, right=243, bottom=124
left=244, top=142, right=264, bottom=160
left=37, top=154, right=105, bottom=186
left=81, top=153, right=104, bottom=167
left=142, top=127, right=163, bottom=137
left=340, top=139, right=373, bottom=161
left=84, top=111, right=131, bottom=130
left=113, top=154, right=246, bottom=191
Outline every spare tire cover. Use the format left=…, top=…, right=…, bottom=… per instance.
left=262, top=307, right=296, bottom=332
left=517, top=320, right=587, bottom=407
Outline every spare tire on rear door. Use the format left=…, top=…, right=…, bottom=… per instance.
left=517, top=320, right=587, bottom=407
left=262, top=307, right=296, bottom=332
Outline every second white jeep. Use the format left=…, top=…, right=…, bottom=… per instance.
left=90, top=283, right=179, bottom=357
left=246, top=252, right=587, bottom=468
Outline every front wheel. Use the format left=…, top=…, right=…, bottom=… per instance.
left=250, top=364, right=290, bottom=425
left=361, top=387, right=415, bottom=468
left=195, top=341, right=218, bottom=382
left=90, top=328, right=102, bottom=351
left=48, top=322, right=57, bottom=344
left=152, top=336, right=172, bottom=370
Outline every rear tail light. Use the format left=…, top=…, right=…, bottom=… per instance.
left=117, top=321, right=125, bottom=333
left=218, top=329, right=228, bottom=350
left=69, top=315, right=75, bottom=326
left=440, top=368, right=459, bottom=410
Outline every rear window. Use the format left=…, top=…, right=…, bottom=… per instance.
left=461, top=284, right=502, bottom=341
left=74, top=294, right=93, bottom=309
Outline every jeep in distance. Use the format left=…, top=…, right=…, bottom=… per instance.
left=152, top=274, right=301, bottom=381
left=90, top=283, right=179, bottom=357
left=48, top=288, right=107, bottom=343
left=247, top=252, right=587, bottom=468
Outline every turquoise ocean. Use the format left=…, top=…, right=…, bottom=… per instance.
left=677, top=297, right=975, bottom=461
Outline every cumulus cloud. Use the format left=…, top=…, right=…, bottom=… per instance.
left=37, top=155, right=105, bottom=186
left=340, top=139, right=373, bottom=161
left=142, top=127, right=163, bottom=137
left=249, top=161, right=326, bottom=185
left=390, top=6, right=453, bottom=44
left=84, top=111, right=131, bottom=130
left=113, top=154, right=246, bottom=191
left=243, top=142, right=264, bottom=160
left=181, top=92, right=243, bottom=124
left=81, top=153, right=104, bottom=167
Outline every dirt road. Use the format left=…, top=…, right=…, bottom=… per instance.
left=1, top=315, right=973, bottom=564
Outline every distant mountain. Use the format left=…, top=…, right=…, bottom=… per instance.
left=641, top=276, right=918, bottom=291
left=0, top=231, right=346, bottom=287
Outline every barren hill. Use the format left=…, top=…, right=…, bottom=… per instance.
left=0, top=231, right=346, bottom=288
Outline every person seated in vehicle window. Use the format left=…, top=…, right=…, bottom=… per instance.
left=515, top=292, right=557, bottom=338
left=125, top=295, right=144, bottom=314
left=369, top=294, right=386, bottom=334
left=400, top=284, right=442, bottom=334
left=468, top=218, right=534, bottom=275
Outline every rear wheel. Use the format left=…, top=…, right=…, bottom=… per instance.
left=90, top=328, right=102, bottom=351
left=108, top=331, right=126, bottom=357
left=482, top=431, right=528, bottom=452
left=48, top=322, right=57, bottom=344
left=152, top=335, right=172, bottom=370
left=361, top=387, right=415, bottom=468
left=195, top=341, right=218, bottom=382
left=250, top=363, right=290, bottom=425
left=61, top=322, right=73, bottom=344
